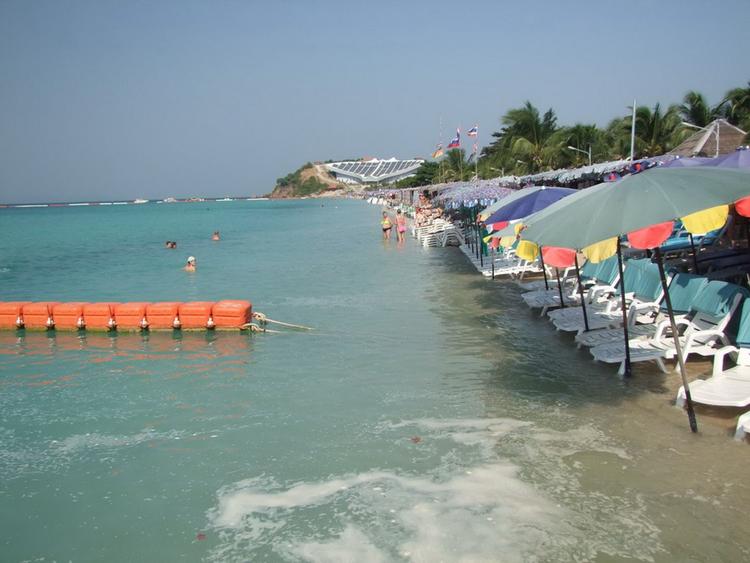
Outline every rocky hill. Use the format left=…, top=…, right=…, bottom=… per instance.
left=268, top=162, right=355, bottom=198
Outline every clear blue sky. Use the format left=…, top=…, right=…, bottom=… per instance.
left=1, top=0, right=748, bottom=203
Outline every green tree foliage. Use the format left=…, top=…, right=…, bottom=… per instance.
left=720, top=82, right=750, bottom=135
left=395, top=161, right=439, bottom=188
left=470, top=82, right=749, bottom=178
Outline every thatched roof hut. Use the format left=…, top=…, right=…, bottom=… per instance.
left=669, top=119, right=747, bottom=157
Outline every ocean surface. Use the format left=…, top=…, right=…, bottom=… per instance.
left=1, top=199, right=748, bottom=562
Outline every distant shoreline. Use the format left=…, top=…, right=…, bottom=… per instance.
left=0, top=197, right=270, bottom=209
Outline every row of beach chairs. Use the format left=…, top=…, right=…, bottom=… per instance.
left=518, top=254, right=750, bottom=439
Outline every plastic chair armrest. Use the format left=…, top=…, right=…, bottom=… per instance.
left=712, top=346, right=740, bottom=377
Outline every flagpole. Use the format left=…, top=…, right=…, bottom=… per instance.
left=629, top=99, right=636, bottom=162
left=439, top=115, right=442, bottom=184
left=475, top=126, right=479, bottom=182
left=458, top=127, right=463, bottom=181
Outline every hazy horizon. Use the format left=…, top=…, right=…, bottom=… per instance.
left=1, top=0, right=748, bottom=204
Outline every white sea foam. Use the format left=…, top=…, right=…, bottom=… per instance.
left=206, top=417, right=663, bottom=561
left=285, top=526, right=389, bottom=563
left=52, top=428, right=182, bottom=453
left=209, top=463, right=559, bottom=562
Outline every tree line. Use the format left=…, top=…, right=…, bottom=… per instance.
left=396, top=81, right=750, bottom=187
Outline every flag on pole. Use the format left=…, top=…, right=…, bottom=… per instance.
left=467, top=125, right=478, bottom=137
left=447, top=128, right=460, bottom=149
left=431, top=143, right=444, bottom=159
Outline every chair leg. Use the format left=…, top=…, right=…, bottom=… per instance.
left=656, top=357, right=668, bottom=374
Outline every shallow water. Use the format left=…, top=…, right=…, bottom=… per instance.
left=0, top=200, right=748, bottom=562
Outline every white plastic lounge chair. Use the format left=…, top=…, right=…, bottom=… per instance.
left=515, top=266, right=575, bottom=291
left=551, top=259, right=664, bottom=333
left=574, top=272, right=708, bottom=348
left=528, top=255, right=621, bottom=317
left=676, top=301, right=750, bottom=412
left=734, top=411, right=750, bottom=440
left=590, top=280, right=748, bottom=375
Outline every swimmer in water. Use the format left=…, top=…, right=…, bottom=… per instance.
left=184, top=256, right=196, bottom=271
left=211, top=231, right=220, bottom=241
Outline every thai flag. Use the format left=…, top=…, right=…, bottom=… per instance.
left=467, top=125, right=478, bottom=137
left=447, top=128, right=460, bottom=149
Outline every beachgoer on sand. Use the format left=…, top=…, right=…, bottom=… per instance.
left=396, top=210, right=406, bottom=243
left=184, top=256, right=196, bottom=271
left=381, top=212, right=392, bottom=240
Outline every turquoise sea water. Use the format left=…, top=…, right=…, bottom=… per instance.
left=1, top=200, right=749, bottom=562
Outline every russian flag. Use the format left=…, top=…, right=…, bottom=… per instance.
left=447, top=128, right=460, bottom=149
left=467, top=125, right=478, bottom=137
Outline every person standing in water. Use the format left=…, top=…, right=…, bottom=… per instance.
left=211, top=231, right=220, bottom=241
left=381, top=211, right=393, bottom=240
left=184, top=256, right=196, bottom=271
left=396, top=209, right=407, bottom=243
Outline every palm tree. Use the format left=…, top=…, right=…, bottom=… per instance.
left=678, top=91, right=719, bottom=128
left=442, top=149, right=470, bottom=181
left=720, top=82, right=750, bottom=134
left=607, top=103, right=682, bottom=159
left=489, top=101, right=559, bottom=173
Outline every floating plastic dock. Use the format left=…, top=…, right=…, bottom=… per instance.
left=0, top=300, right=252, bottom=331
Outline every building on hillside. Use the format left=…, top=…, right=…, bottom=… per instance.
left=669, top=119, right=747, bottom=157
left=326, top=158, right=424, bottom=185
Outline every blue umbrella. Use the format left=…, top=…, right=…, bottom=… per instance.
left=484, top=186, right=576, bottom=225
left=715, top=147, right=750, bottom=168
left=666, top=156, right=718, bottom=168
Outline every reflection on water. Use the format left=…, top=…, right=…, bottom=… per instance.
left=0, top=329, right=254, bottom=357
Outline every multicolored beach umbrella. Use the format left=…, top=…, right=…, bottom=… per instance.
left=483, top=186, right=576, bottom=227
left=511, top=166, right=750, bottom=433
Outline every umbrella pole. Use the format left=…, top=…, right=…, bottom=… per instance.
left=654, top=247, right=698, bottom=433
left=688, top=233, right=699, bottom=273
left=479, top=227, right=484, bottom=268
left=616, top=237, right=632, bottom=377
left=538, top=246, right=549, bottom=291
left=476, top=224, right=480, bottom=260
left=552, top=248, right=565, bottom=309
left=491, top=245, right=495, bottom=280
left=574, top=254, right=589, bottom=332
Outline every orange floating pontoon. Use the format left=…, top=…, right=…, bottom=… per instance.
left=84, top=303, right=116, bottom=330
left=146, top=302, right=182, bottom=330
left=22, top=302, right=61, bottom=330
left=212, top=300, right=252, bottom=329
left=0, top=300, right=259, bottom=332
left=114, top=302, right=149, bottom=330
left=52, top=302, right=87, bottom=330
left=0, top=302, right=31, bottom=329
left=178, top=302, right=214, bottom=329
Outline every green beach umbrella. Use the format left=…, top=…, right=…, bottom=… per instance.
left=515, top=166, right=750, bottom=433
left=520, top=167, right=750, bottom=253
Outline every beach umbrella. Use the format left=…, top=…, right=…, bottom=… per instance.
left=483, top=186, right=576, bottom=226
left=478, top=186, right=538, bottom=222
left=517, top=166, right=750, bottom=433
left=666, top=156, right=718, bottom=168
left=714, top=147, right=750, bottom=169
